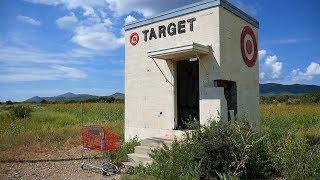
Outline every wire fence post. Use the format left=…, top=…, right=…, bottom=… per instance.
left=80, top=102, right=83, bottom=125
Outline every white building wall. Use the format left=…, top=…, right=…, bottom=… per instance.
left=125, top=8, right=223, bottom=141
left=219, top=8, right=260, bottom=129
left=125, top=5, right=260, bottom=141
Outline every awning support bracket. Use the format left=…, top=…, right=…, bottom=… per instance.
left=152, top=58, right=174, bottom=87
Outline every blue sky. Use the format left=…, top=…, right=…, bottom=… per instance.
left=0, top=0, right=319, bottom=101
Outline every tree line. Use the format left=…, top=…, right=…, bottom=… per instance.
left=1, top=97, right=124, bottom=105
left=260, top=93, right=320, bottom=104
left=2, top=93, right=320, bottom=105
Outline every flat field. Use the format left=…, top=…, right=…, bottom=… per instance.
left=0, top=103, right=319, bottom=179
left=0, top=103, right=124, bottom=161
left=1, top=103, right=320, bottom=160
left=261, top=104, right=320, bottom=136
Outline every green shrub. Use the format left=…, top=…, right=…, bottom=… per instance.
left=40, top=99, right=48, bottom=104
left=276, top=135, right=320, bottom=179
left=0, top=110, right=11, bottom=121
left=245, top=137, right=279, bottom=178
left=123, top=165, right=157, bottom=180
left=261, top=105, right=320, bottom=179
left=129, top=120, right=270, bottom=179
left=304, top=132, right=320, bottom=146
left=147, top=141, right=201, bottom=179
left=5, top=100, right=13, bottom=105
left=104, top=138, right=139, bottom=164
left=9, top=105, right=33, bottom=119
left=260, top=93, right=320, bottom=104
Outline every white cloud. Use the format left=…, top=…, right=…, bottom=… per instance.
left=25, top=0, right=259, bottom=20
left=306, top=62, right=320, bottom=76
left=25, top=0, right=258, bottom=51
left=0, top=65, right=87, bottom=82
left=264, top=38, right=311, bottom=45
left=291, top=69, right=311, bottom=81
left=56, top=13, right=78, bottom=30
left=105, top=0, right=258, bottom=17
left=67, top=48, right=100, bottom=58
left=103, top=18, right=113, bottom=26
left=265, top=55, right=283, bottom=79
left=0, top=45, right=87, bottom=64
left=259, top=72, right=265, bottom=80
left=259, top=50, right=283, bottom=82
left=258, top=49, right=267, bottom=60
left=24, top=0, right=106, bottom=17
left=17, top=15, right=41, bottom=26
left=82, top=6, right=96, bottom=17
left=0, top=73, right=55, bottom=82
left=51, top=65, right=87, bottom=79
left=25, top=0, right=123, bottom=51
left=291, top=62, right=320, bottom=81
left=124, top=15, right=137, bottom=24
left=25, top=0, right=199, bottom=18
left=71, top=22, right=123, bottom=50
left=106, top=0, right=200, bottom=17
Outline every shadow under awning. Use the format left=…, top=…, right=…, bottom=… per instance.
left=147, top=43, right=210, bottom=61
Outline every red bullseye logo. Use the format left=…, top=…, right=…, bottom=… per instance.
left=130, top=32, right=139, bottom=46
left=246, top=40, right=253, bottom=54
left=241, top=26, right=257, bottom=67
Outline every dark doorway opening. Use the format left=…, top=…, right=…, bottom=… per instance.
left=215, top=80, right=237, bottom=120
left=176, top=59, right=199, bottom=129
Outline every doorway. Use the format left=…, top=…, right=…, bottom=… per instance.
left=215, top=80, right=237, bottom=120
left=176, top=59, right=199, bottom=129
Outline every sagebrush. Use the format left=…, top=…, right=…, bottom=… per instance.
left=129, top=120, right=271, bottom=179
left=9, top=105, right=33, bottom=119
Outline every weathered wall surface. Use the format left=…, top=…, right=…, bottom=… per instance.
left=219, top=7, right=260, bottom=129
left=125, top=4, right=260, bottom=141
left=125, top=8, right=223, bottom=141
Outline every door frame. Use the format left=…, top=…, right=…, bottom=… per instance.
left=173, top=59, right=200, bottom=130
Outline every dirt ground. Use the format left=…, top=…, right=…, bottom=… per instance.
left=0, top=146, right=123, bottom=180
left=0, top=160, right=121, bottom=180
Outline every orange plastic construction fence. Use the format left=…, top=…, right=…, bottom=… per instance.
left=81, top=125, right=120, bottom=151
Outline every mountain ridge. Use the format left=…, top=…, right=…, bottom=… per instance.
left=25, top=92, right=124, bottom=102
left=24, top=83, right=320, bottom=102
left=260, top=83, right=320, bottom=95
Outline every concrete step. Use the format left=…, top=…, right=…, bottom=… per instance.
left=140, top=137, right=173, bottom=148
left=134, top=146, right=155, bottom=155
left=128, top=153, right=152, bottom=163
left=123, top=137, right=176, bottom=168
left=122, top=160, right=152, bottom=168
left=122, top=161, right=140, bottom=168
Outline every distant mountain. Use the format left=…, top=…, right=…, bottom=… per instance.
left=56, top=92, right=79, bottom=98
left=25, top=96, right=43, bottom=102
left=47, top=92, right=99, bottom=102
left=24, top=83, right=320, bottom=102
left=110, top=92, right=125, bottom=99
left=260, top=83, right=320, bottom=96
left=25, top=92, right=124, bottom=103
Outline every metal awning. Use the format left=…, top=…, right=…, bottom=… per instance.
left=147, top=43, right=210, bottom=61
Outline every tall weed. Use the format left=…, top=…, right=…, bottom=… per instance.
left=130, top=120, right=269, bottom=179
left=261, top=104, right=320, bottom=179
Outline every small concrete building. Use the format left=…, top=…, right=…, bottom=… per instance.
left=124, top=0, right=259, bottom=141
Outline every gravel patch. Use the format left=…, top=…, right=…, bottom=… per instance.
left=0, top=146, right=124, bottom=180
left=0, top=159, right=121, bottom=180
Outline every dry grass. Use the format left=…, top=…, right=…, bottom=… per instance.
left=260, top=104, right=320, bottom=179
left=1, top=103, right=319, bottom=167
left=260, top=104, right=320, bottom=137
left=0, top=103, right=124, bottom=161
